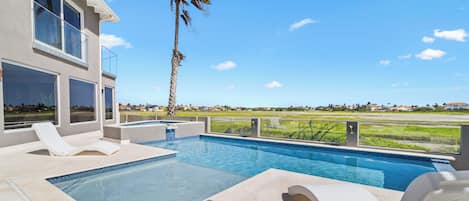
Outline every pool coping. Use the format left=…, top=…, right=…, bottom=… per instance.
left=119, top=120, right=203, bottom=128
left=47, top=153, right=177, bottom=184
left=200, top=133, right=456, bottom=162
left=0, top=131, right=179, bottom=201
left=205, top=168, right=404, bottom=201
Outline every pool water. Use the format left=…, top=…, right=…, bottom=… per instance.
left=50, top=135, right=446, bottom=201
left=53, top=158, right=245, bottom=201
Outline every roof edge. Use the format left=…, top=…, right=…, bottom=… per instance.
left=85, top=0, right=120, bottom=22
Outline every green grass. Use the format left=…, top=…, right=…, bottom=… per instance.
left=121, top=111, right=464, bottom=153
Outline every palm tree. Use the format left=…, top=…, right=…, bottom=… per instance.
left=167, top=0, right=212, bottom=118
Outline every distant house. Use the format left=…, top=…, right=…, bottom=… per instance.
left=119, top=104, right=131, bottom=111
left=446, top=102, right=469, bottom=110
left=390, top=105, right=413, bottom=112
left=369, top=104, right=385, bottom=112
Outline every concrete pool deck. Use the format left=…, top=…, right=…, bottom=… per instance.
left=0, top=131, right=176, bottom=201
left=206, top=169, right=404, bottom=201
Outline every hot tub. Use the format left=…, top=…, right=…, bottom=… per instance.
left=104, top=120, right=205, bottom=143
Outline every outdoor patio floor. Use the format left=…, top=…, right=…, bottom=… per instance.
left=0, top=131, right=176, bottom=201
left=206, top=168, right=404, bottom=201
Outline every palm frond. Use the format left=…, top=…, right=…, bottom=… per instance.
left=180, top=10, right=192, bottom=26
left=190, top=0, right=203, bottom=10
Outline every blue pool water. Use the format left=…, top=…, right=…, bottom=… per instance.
left=50, top=135, right=447, bottom=201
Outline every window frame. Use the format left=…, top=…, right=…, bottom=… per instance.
left=1, top=59, right=61, bottom=134
left=69, top=77, right=98, bottom=125
left=31, top=0, right=86, bottom=65
left=104, top=86, right=115, bottom=121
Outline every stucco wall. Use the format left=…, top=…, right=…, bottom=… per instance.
left=0, top=0, right=106, bottom=147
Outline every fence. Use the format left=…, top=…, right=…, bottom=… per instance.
left=358, top=121, right=461, bottom=153
left=260, top=118, right=346, bottom=145
left=209, top=117, right=254, bottom=136
left=207, top=117, right=462, bottom=154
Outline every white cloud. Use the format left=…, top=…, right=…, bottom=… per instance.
left=213, top=61, right=237, bottom=71
left=398, top=54, right=412, bottom=60
left=415, top=48, right=446, bottom=60
left=265, top=81, right=283, bottom=89
left=433, top=29, right=468, bottom=42
left=100, top=34, right=132, bottom=49
left=289, top=18, right=318, bottom=32
left=422, top=36, right=435, bottom=43
left=379, top=59, right=391, bottom=65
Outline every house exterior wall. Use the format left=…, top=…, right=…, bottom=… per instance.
left=0, top=0, right=115, bottom=147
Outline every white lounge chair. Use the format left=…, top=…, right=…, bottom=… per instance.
left=32, top=122, right=120, bottom=156
left=288, top=184, right=377, bottom=201
left=288, top=171, right=469, bottom=201
left=401, top=171, right=469, bottom=201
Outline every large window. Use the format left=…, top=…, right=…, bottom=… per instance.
left=70, top=79, right=96, bottom=123
left=2, top=62, right=58, bottom=130
left=104, top=87, right=114, bottom=120
left=34, top=0, right=85, bottom=60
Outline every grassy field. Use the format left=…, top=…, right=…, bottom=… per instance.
left=121, top=111, right=467, bottom=153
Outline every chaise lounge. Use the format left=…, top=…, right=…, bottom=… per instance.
left=32, top=122, right=120, bottom=157
left=288, top=171, right=469, bottom=201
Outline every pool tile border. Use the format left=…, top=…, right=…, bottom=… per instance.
left=47, top=153, right=177, bottom=184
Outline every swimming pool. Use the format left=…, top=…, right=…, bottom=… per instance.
left=49, top=135, right=450, bottom=201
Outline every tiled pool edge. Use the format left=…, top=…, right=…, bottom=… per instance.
left=47, top=153, right=176, bottom=184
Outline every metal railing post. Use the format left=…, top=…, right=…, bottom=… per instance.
left=251, top=118, right=261, bottom=137
left=346, top=121, right=359, bottom=147
left=455, top=125, right=469, bottom=169
left=205, top=117, right=211, bottom=133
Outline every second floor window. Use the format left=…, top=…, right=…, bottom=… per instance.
left=34, top=0, right=84, bottom=60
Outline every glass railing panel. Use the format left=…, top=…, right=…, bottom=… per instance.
left=359, top=121, right=461, bottom=153
left=64, top=22, right=86, bottom=60
left=260, top=118, right=346, bottom=145
left=34, top=3, right=62, bottom=49
left=210, top=117, right=253, bottom=136
left=101, top=47, right=118, bottom=75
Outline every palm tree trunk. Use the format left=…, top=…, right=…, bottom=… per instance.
left=168, top=2, right=181, bottom=118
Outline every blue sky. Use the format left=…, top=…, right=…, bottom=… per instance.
left=102, top=0, right=469, bottom=107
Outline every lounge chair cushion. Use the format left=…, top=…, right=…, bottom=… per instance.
left=32, top=122, right=81, bottom=156
left=82, top=141, right=120, bottom=155
left=288, top=184, right=378, bottom=201
left=402, top=171, right=469, bottom=201
left=32, top=122, right=120, bottom=156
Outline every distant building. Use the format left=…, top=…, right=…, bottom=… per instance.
left=369, top=104, right=385, bottom=112
left=446, top=102, right=469, bottom=110
left=119, top=104, right=131, bottom=111
left=390, top=105, right=413, bottom=112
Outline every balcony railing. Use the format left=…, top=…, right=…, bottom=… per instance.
left=33, top=2, right=88, bottom=64
left=101, top=47, right=118, bottom=76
